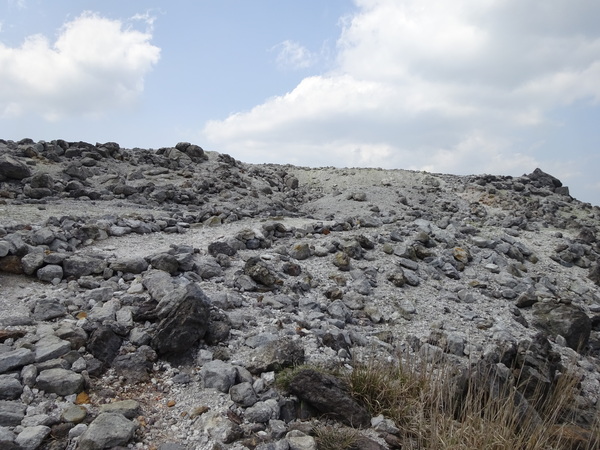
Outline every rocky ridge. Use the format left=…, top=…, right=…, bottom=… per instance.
left=1, top=138, right=600, bottom=449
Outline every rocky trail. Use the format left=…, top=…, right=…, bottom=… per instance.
left=1, top=138, right=600, bottom=449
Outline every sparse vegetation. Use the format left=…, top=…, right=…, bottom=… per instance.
left=275, top=364, right=323, bottom=392
left=339, top=357, right=599, bottom=450
left=313, top=424, right=360, bottom=450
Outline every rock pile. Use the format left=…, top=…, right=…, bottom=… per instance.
left=1, top=138, right=600, bottom=449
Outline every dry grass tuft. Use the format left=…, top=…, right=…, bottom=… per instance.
left=313, top=424, right=361, bottom=450
left=342, top=357, right=599, bottom=450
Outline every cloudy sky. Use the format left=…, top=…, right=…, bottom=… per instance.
left=1, top=1, right=599, bottom=205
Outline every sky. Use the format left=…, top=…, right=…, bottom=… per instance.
left=0, top=1, right=599, bottom=206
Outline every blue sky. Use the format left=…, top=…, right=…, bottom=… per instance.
left=1, top=0, right=599, bottom=206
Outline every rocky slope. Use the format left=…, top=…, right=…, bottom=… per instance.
left=0, top=138, right=599, bottom=450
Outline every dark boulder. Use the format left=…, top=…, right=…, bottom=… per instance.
left=244, top=257, right=280, bottom=289
left=287, top=368, right=371, bottom=427
left=62, top=255, right=107, bottom=278
left=112, top=346, right=157, bottom=383
left=526, top=168, right=563, bottom=190
left=87, top=326, right=123, bottom=368
left=0, top=256, right=23, bottom=274
left=208, top=241, right=237, bottom=257
left=0, top=155, right=31, bottom=180
left=532, top=302, right=591, bottom=352
left=150, top=283, right=210, bottom=355
left=588, top=263, right=600, bottom=287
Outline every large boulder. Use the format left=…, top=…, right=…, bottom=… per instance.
left=526, top=168, right=563, bottom=189
left=532, top=302, right=591, bottom=352
left=35, top=368, right=84, bottom=396
left=0, top=155, right=31, bottom=180
left=62, top=255, right=107, bottom=278
left=287, top=368, right=371, bottom=428
left=151, top=283, right=211, bottom=355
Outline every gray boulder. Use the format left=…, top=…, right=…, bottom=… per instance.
left=112, top=347, right=156, bottom=384
left=29, top=172, right=54, bottom=189
left=32, top=299, right=67, bottom=321
left=289, top=243, right=311, bottom=260
left=200, top=360, right=237, bottom=393
left=36, top=264, right=64, bottom=282
left=149, top=253, right=179, bottom=274
left=142, top=269, right=178, bottom=300
left=589, top=263, right=600, bottom=287
left=0, top=348, right=35, bottom=374
left=34, top=336, right=71, bottom=362
left=15, top=425, right=51, bottom=450
left=195, top=257, right=223, bottom=279
left=247, top=337, right=305, bottom=374
left=0, top=375, right=23, bottom=400
left=244, top=399, right=278, bottom=423
left=0, top=427, right=16, bottom=449
left=0, top=400, right=27, bottom=426
left=526, top=168, right=563, bottom=189
left=36, top=368, right=84, bottom=396
left=77, top=413, right=136, bottom=450
left=208, top=240, right=237, bottom=257
left=21, top=252, right=45, bottom=276
left=229, top=381, right=258, bottom=407
left=64, top=163, right=93, bottom=180
left=0, top=240, right=10, bottom=257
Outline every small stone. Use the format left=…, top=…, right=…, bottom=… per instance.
left=286, top=429, right=317, bottom=450
left=62, top=405, right=87, bottom=423
left=99, top=400, right=141, bottom=419
left=289, top=243, right=311, bottom=260
left=76, top=392, right=90, bottom=405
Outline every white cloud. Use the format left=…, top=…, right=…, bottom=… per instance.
left=0, top=11, right=160, bottom=120
left=202, top=0, right=600, bottom=189
left=272, top=40, right=316, bottom=70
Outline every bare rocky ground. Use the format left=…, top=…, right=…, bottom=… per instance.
left=1, top=138, right=600, bottom=449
